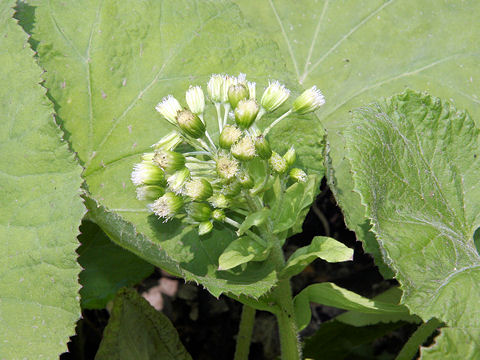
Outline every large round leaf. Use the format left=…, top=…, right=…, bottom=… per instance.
left=0, top=2, right=84, bottom=358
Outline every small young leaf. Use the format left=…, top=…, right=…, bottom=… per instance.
left=95, top=288, right=192, bottom=360
left=271, top=174, right=321, bottom=235
left=237, top=208, right=271, bottom=235
left=218, top=237, right=271, bottom=271
left=78, top=221, right=154, bottom=309
left=293, top=283, right=409, bottom=331
left=281, top=236, right=353, bottom=279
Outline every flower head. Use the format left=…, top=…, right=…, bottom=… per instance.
left=219, top=125, right=242, bottom=149
left=149, top=192, right=184, bottom=221
left=216, top=155, right=239, bottom=180
left=292, top=86, right=325, bottom=114
left=185, top=178, right=213, bottom=201
left=131, top=161, right=165, bottom=186
left=269, top=151, right=288, bottom=174
left=261, top=81, right=290, bottom=112
left=155, top=95, right=182, bottom=124
left=153, top=150, right=185, bottom=173
left=231, top=136, right=256, bottom=161
left=186, top=85, right=205, bottom=114
left=234, top=99, right=259, bottom=129
left=289, top=168, right=307, bottom=183
left=167, top=168, right=190, bottom=194
left=136, top=185, right=165, bottom=201
left=176, top=109, right=205, bottom=138
left=152, top=130, right=183, bottom=151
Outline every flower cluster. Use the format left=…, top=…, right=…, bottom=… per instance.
left=132, top=73, right=325, bottom=236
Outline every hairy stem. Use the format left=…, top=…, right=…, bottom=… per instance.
left=234, top=305, right=256, bottom=360
left=263, top=109, right=292, bottom=136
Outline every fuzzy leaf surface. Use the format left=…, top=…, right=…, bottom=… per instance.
left=347, top=90, right=480, bottom=355
left=281, top=236, right=353, bottom=279
left=95, top=288, right=192, bottom=360
left=26, top=0, right=325, bottom=298
left=0, top=2, right=84, bottom=358
left=235, top=0, right=480, bottom=277
left=78, top=221, right=154, bottom=309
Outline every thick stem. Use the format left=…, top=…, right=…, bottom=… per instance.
left=269, top=245, right=301, bottom=360
left=234, top=305, right=256, bottom=360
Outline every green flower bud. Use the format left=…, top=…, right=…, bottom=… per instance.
left=185, top=85, right=205, bottom=114
left=237, top=171, right=254, bottom=189
left=261, top=81, right=290, bottom=112
left=269, top=151, right=288, bottom=174
left=283, top=146, right=296, bottom=166
left=222, top=181, right=242, bottom=197
left=167, top=168, right=190, bottom=194
left=176, top=109, right=205, bottom=138
left=135, top=185, right=165, bottom=201
left=211, top=209, right=226, bottom=222
left=234, top=99, right=259, bottom=129
left=207, top=74, right=224, bottom=103
left=289, top=168, right=307, bottom=183
left=153, top=150, right=186, bottom=173
left=221, top=75, right=236, bottom=103
left=149, top=192, right=184, bottom=221
left=231, top=136, right=256, bottom=161
left=131, top=161, right=165, bottom=186
left=216, top=156, right=239, bottom=181
left=254, top=135, right=272, bottom=159
left=292, top=86, right=325, bottom=114
left=155, top=95, right=182, bottom=124
left=219, top=125, right=242, bottom=149
left=198, top=221, right=213, bottom=236
left=152, top=131, right=183, bottom=151
left=228, top=83, right=249, bottom=109
left=209, top=193, right=229, bottom=208
left=186, top=202, right=212, bottom=222
left=185, top=178, right=213, bottom=201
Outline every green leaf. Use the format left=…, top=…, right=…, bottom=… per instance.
left=234, top=0, right=480, bottom=278
left=0, top=2, right=84, bottom=358
left=237, top=208, right=271, bottom=235
left=218, top=236, right=270, bottom=271
left=280, top=236, right=353, bottom=279
left=293, top=283, right=409, bottom=331
left=27, top=0, right=300, bottom=298
left=95, top=288, right=192, bottom=360
left=346, top=90, right=480, bottom=355
left=271, top=174, right=321, bottom=236
left=78, top=220, right=154, bottom=309
left=303, top=320, right=405, bottom=360
left=336, top=287, right=420, bottom=327
left=420, top=328, right=480, bottom=360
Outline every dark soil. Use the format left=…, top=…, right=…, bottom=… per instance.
left=61, top=181, right=418, bottom=360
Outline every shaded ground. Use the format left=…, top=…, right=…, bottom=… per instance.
left=62, top=181, right=417, bottom=360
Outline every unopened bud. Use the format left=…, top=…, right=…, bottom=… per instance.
left=156, top=95, right=182, bottom=124
left=149, top=192, right=184, bottom=221
left=185, top=86, right=205, bottom=115
left=247, top=82, right=256, bottom=99
left=186, top=202, right=212, bottom=222
left=234, top=99, right=259, bottom=129
left=131, top=162, right=165, bottom=186
left=212, top=209, right=226, bottom=222
left=152, top=130, right=183, bottom=151
left=237, top=171, right=254, bottom=189
left=254, top=135, right=272, bottom=159
left=219, top=125, right=242, bottom=149
left=221, top=75, right=236, bottom=103
left=198, top=221, right=213, bottom=236
left=222, top=181, right=242, bottom=197
left=136, top=185, right=165, bottom=201
left=209, top=193, right=229, bottom=208
left=269, top=151, right=288, bottom=174
left=176, top=109, right=205, bottom=138
left=292, top=86, right=325, bottom=114
left=289, top=168, right=307, bottom=183
left=231, top=136, right=256, bottom=161
left=228, top=83, right=249, bottom=109
left=283, top=146, right=296, bottom=166
left=167, top=168, right=190, bottom=194
left=261, top=81, right=290, bottom=112
left=216, top=156, right=239, bottom=181
left=153, top=150, right=185, bottom=173
left=207, top=74, right=223, bottom=103
left=185, top=178, right=213, bottom=201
